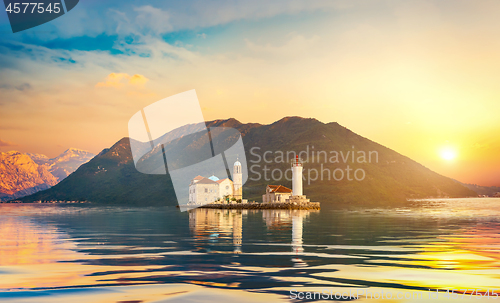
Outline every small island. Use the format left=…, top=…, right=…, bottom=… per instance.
left=200, top=201, right=320, bottom=210
left=188, top=155, right=320, bottom=210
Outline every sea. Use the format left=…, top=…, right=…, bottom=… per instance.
left=0, top=198, right=499, bottom=302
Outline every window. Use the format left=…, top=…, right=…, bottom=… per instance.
left=226, top=186, right=229, bottom=190
left=205, top=188, right=208, bottom=193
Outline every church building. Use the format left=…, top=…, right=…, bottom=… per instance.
left=188, top=160, right=243, bottom=205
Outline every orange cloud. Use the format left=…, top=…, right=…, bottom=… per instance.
left=0, top=139, right=17, bottom=147
left=129, top=74, right=149, bottom=85
left=95, top=73, right=149, bottom=88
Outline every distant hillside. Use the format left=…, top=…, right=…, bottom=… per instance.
left=457, top=181, right=500, bottom=197
left=19, top=117, right=476, bottom=205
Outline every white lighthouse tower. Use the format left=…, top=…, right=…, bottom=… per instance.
left=286, top=155, right=311, bottom=204
left=233, top=159, right=243, bottom=200
left=292, top=155, right=303, bottom=196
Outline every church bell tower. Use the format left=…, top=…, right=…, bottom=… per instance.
left=233, top=159, right=242, bottom=199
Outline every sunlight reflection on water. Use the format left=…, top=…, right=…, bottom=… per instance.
left=0, top=198, right=499, bottom=302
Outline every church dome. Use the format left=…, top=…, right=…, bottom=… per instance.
left=208, top=175, right=219, bottom=181
left=234, top=160, right=241, bottom=166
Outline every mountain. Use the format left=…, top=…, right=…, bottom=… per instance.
left=457, top=181, right=500, bottom=197
left=18, top=117, right=477, bottom=205
left=27, top=148, right=95, bottom=181
left=0, top=148, right=95, bottom=202
left=0, top=151, right=58, bottom=201
left=18, top=138, right=174, bottom=204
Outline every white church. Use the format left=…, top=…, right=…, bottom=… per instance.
left=188, top=159, right=244, bottom=205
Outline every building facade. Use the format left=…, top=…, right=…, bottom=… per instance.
left=262, top=185, right=292, bottom=203
left=188, top=160, right=243, bottom=205
left=188, top=176, right=220, bottom=205
left=217, top=178, right=234, bottom=199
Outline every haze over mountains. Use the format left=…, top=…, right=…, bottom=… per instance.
left=0, top=148, right=95, bottom=201
left=19, top=117, right=478, bottom=205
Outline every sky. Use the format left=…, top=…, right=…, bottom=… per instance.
left=0, top=0, right=499, bottom=187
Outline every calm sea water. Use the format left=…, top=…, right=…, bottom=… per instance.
left=0, top=198, right=499, bottom=302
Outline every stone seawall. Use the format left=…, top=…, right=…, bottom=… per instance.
left=200, top=202, right=320, bottom=210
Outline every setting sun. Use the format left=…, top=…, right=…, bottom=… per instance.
left=440, top=148, right=457, bottom=161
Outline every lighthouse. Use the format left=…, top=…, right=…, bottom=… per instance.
left=292, top=155, right=303, bottom=196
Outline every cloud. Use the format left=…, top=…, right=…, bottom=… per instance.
left=15, top=1, right=349, bottom=41
left=128, top=74, right=149, bottom=85
left=134, top=5, right=173, bottom=35
left=95, top=73, right=149, bottom=88
left=0, top=139, right=17, bottom=147
left=0, top=125, right=27, bottom=131
left=1, top=0, right=500, bottom=161
left=0, top=83, right=32, bottom=91
left=244, top=33, right=321, bottom=59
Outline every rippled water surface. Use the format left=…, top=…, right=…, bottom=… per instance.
left=0, top=198, right=499, bottom=302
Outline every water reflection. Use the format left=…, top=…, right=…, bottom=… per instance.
left=189, top=208, right=317, bottom=256
left=261, top=209, right=315, bottom=267
left=0, top=209, right=90, bottom=289
left=1, top=200, right=500, bottom=302
left=188, top=208, right=245, bottom=254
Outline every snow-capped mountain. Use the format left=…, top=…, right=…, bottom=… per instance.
left=0, top=148, right=95, bottom=201
left=28, top=148, right=96, bottom=181
left=0, top=151, right=58, bottom=201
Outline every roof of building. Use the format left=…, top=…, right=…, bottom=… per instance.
left=216, top=178, right=232, bottom=184
left=193, top=175, right=204, bottom=181
left=267, top=185, right=292, bottom=193
left=195, top=177, right=219, bottom=185
left=234, top=159, right=241, bottom=166
left=208, top=175, right=220, bottom=181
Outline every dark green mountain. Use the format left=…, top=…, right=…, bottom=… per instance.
left=19, top=117, right=476, bottom=205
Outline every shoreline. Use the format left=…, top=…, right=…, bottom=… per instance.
left=198, top=201, right=320, bottom=210
left=0, top=200, right=90, bottom=204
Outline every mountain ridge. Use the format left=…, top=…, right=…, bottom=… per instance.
left=17, top=117, right=477, bottom=205
left=0, top=151, right=58, bottom=201
left=28, top=148, right=95, bottom=181
left=0, top=148, right=95, bottom=201
left=456, top=181, right=500, bottom=197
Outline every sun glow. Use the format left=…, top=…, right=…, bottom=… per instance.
left=440, top=148, right=457, bottom=161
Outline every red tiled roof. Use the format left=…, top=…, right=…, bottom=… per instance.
left=193, top=175, right=204, bottom=180
left=216, top=178, right=231, bottom=183
left=268, top=185, right=292, bottom=193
